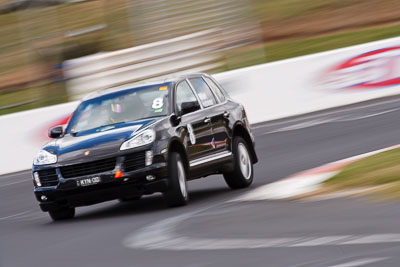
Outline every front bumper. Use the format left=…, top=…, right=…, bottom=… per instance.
left=33, top=162, right=168, bottom=211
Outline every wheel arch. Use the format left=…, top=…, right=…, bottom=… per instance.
left=168, top=138, right=189, bottom=172
left=231, top=123, right=258, bottom=164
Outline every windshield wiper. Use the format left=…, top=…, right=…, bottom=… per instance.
left=95, top=121, right=128, bottom=131
left=140, top=115, right=166, bottom=120
left=71, top=121, right=127, bottom=135
left=98, top=121, right=127, bottom=128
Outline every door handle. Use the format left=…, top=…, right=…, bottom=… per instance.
left=204, top=117, right=211, bottom=124
left=223, top=111, right=230, bottom=118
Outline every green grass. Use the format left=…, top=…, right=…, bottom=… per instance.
left=255, top=0, right=399, bottom=24
left=264, top=23, right=400, bottom=62
left=223, top=22, right=400, bottom=71
left=0, top=83, right=68, bottom=115
left=256, top=0, right=334, bottom=21
left=325, top=148, right=400, bottom=200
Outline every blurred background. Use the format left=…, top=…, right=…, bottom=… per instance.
left=0, top=0, right=399, bottom=114
left=2, top=2, right=400, bottom=266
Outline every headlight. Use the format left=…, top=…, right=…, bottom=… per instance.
left=120, top=129, right=156, bottom=150
left=33, top=150, right=57, bottom=165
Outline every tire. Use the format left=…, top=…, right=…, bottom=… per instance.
left=223, top=136, right=254, bottom=189
left=48, top=207, right=75, bottom=221
left=163, top=152, right=189, bottom=207
left=118, top=194, right=142, bottom=202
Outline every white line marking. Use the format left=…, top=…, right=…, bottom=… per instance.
left=0, top=179, right=30, bottom=188
left=342, top=234, right=400, bottom=245
left=263, top=119, right=335, bottom=134
left=332, top=144, right=400, bottom=164
left=231, top=172, right=339, bottom=202
left=262, top=107, right=400, bottom=134
left=0, top=172, right=30, bottom=181
left=0, top=211, right=29, bottom=221
left=123, top=205, right=400, bottom=250
left=14, top=214, right=47, bottom=222
left=284, top=260, right=324, bottom=267
left=0, top=210, right=47, bottom=222
left=289, top=236, right=352, bottom=247
left=335, top=108, right=400, bottom=122
left=326, top=257, right=388, bottom=267
left=252, top=97, right=400, bottom=130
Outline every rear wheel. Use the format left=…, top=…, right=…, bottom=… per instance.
left=223, top=136, right=254, bottom=189
left=48, top=207, right=75, bottom=221
left=163, top=152, right=188, bottom=207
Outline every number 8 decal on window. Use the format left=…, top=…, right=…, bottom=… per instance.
left=152, top=98, right=163, bottom=109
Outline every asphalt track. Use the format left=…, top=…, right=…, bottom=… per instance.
left=2, top=96, right=400, bottom=267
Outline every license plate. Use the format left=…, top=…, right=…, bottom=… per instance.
left=77, top=177, right=101, bottom=187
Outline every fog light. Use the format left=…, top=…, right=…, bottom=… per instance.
left=41, top=195, right=47, bottom=201
left=145, top=150, right=153, bottom=166
left=33, top=172, right=41, bottom=187
left=146, top=175, right=156, bottom=181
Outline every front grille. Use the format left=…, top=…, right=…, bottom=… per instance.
left=38, top=169, right=58, bottom=187
left=123, top=152, right=146, bottom=172
left=60, top=157, right=116, bottom=178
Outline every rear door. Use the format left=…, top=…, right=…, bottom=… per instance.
left=202, top=76, right=231, bottom=152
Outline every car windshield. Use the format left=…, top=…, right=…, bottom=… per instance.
left=66, top=83, right=170, bottom=134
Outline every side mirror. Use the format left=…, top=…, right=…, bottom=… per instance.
left=170, top=114, right=181, bottom=127
left=49, top=126, right=63, bottom=138
left=181, top=101, right=200, bottom=116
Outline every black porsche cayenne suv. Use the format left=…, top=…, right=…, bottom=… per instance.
left=32, top=73, right=258, bottom=221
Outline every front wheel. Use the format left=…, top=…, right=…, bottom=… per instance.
left=223, top=137, right=254, bottom=189
left=48, top=207, right=75, bottom=221
left=163, top=152, right=189, bottom=207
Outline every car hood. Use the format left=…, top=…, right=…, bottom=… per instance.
left=44, top=118, right=158, bottom=164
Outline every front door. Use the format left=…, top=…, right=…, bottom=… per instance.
left=175, top=80, right=214, bottom=161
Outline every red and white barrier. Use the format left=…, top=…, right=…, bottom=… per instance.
left=215, top=37, right=400, bottom=123
left=0, top=102, right=78, bottom=175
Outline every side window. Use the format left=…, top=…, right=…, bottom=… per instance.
left=204, top=77, right=226, bottom=102
left=188, top=78, right=217, bottom=108
left=175, top=81, right=199, bottom=115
